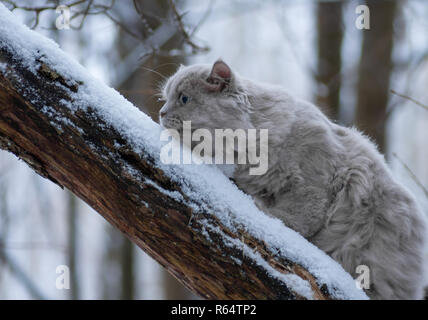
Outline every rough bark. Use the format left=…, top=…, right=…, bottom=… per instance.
left=0, top=28, right=356, bottom=300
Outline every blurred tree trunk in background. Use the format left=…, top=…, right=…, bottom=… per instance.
left=0, top=179, right=9, bottom=296
left=355, top=1, right=398, bottom=153
left=67, top=191, right=79, bottom=300
left=316, top=1, right=344, bottom=121
left=120, top=235, right=135, bottom=300
left=102, top=226, right=135, bottom=299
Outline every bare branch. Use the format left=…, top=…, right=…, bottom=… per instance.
left=2, top=0, right=209, bottom=58
left=390, top=89, right=428, bottom=112
left=189, top=0, right=214, bottom=37
left=392, top=153, right=428, bottom=200
left=168, top=0, right=209, bottom=53
left=2, top=0, right=87, bottom=28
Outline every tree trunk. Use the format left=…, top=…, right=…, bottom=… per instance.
left=101, top=225, right=135, bottom=299
left=67, top=191, right=79, bottom=300
left=316, top=1, right=344, bottom=121
left=0, top=6, right=365, bottom=300
left=355, top=1, right=397, bottom=153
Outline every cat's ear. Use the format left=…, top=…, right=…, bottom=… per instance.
left=204, top=59, right=232, bottom=92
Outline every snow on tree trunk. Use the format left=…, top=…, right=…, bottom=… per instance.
left=0, top=4, right=367, bottom=300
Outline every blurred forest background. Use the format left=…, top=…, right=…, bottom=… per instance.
left=0, top=0, right=427, bottom=299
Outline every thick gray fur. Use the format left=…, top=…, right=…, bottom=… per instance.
left=159, top=61, right=428, bottom=299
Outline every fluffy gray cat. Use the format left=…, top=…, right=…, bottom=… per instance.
left=159, top=60, right=428, bottom=300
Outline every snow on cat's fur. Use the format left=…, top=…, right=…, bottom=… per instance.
left=159, top=60, right=428, bottom=299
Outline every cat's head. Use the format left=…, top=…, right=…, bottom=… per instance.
left=159, top=60, right=252, bottom=132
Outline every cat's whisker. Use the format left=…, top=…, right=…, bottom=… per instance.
left=139, top=65, right=168, bottom=81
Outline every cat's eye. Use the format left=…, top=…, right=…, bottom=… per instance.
left=179, top=93, right=190, bottom=105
